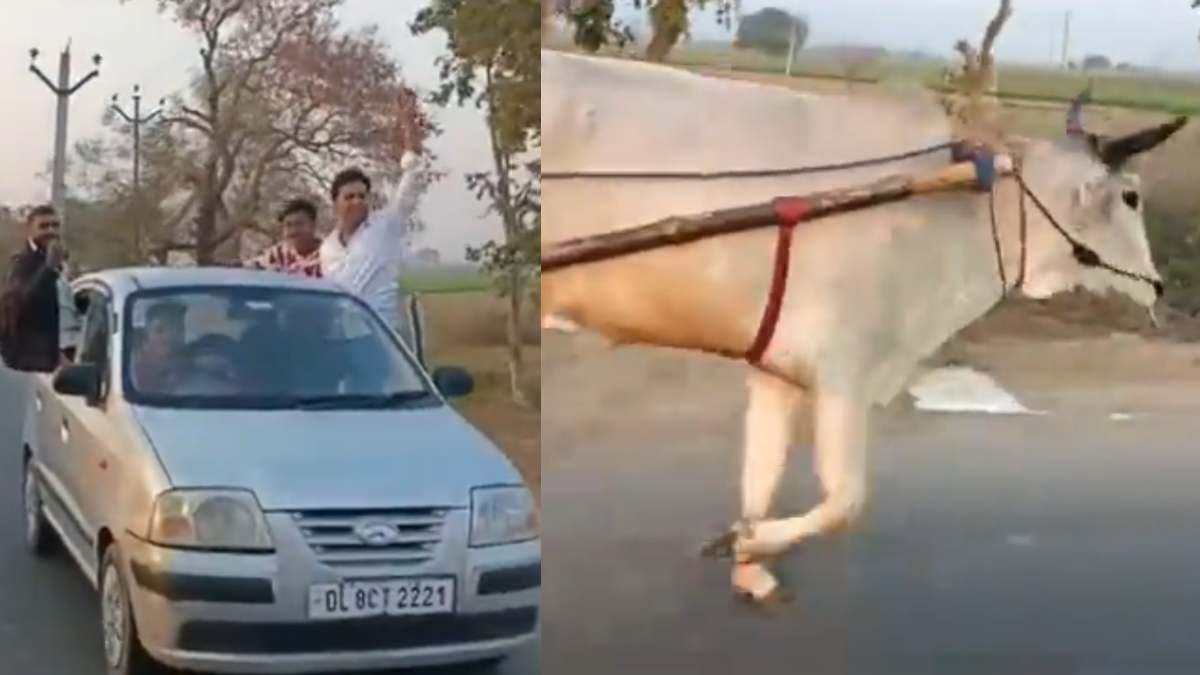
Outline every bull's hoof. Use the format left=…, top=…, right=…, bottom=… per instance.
left=733, top=585, right=794, bottom=616
left=699, top=530, right=737, bottom=560
left=699, top=520, right=755, bottom=560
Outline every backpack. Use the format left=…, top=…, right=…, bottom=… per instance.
left=0, top=282, right=22, bottom=369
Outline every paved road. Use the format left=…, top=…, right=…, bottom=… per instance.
left=542, top=393, right=1200, bottom=674
left=0, top=369, right=537, bottom=675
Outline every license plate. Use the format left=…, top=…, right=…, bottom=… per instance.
left=308, top=577, right=456, bottom=620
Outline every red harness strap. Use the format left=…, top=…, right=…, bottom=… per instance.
left=744, top=197, right=811, bottom=365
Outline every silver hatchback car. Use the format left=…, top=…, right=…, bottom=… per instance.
left=20, top=267, right=540, bottom=674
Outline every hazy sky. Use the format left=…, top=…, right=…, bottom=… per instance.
left=621, top=0, right=1200, bottom=70
left=0, top=0, right=499, bottom=261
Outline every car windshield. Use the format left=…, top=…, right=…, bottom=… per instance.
left=122, top=286, right=435, bottom=410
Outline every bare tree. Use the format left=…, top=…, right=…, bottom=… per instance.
left=119, top=0, right=432, bottom=265
left=944, top=0, right=1013, bottom=144
left=951, top=0, right=1011, bottom=99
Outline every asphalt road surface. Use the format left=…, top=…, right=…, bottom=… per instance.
left=0, top=368, right=538, bottom=675
left=542, top=381, right=1200, bottom=675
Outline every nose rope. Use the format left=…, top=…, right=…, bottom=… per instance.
left=1012, top=171, right=1162, bottom=294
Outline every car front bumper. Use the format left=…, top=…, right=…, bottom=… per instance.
left=121, top=511, right=540, bottom=674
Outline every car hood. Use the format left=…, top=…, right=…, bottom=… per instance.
left=130, top=404, right=523, bottom=510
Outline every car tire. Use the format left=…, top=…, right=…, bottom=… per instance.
left=22, top=459, right=57, bottom=556
left=99, top=544, right=163, bottom=675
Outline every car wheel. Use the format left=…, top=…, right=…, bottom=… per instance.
left=22, top=459, right=57, bottom=556
left=100, top=544, right=162, bottom=675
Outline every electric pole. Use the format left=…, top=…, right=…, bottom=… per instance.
left=28, top=41, right=102, bottom=233
left=111, top=85, right=164, bottom=196
left=785, top=20, right=798, bottom=77
left=111, top=85, right=164, bottom=260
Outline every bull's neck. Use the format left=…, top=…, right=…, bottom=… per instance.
left=900, top=183, right=1029, bottom=363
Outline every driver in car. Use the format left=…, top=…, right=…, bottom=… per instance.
left=131, top=301, right=189, bottom=394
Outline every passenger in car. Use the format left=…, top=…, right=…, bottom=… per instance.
left=243, top=198, right=323, bottom=278
left=179, top=334, right=241, bottom=395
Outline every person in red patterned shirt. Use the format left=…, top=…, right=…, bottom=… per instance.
left=244, top=198, right=323, bottom=278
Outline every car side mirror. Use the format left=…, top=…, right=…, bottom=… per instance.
left=53, top=364, right=101, bottom=405
left=432, top=366, right=474, bottom=399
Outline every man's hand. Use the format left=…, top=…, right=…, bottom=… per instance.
left=395, top=88, right=426, bottom=157
left=45, top=240, right=65, bottom=270
left=400, top=151, right=421, bottom=172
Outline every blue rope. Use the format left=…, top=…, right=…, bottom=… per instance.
left=972, top=151, right=998, bottom=191
left=542, top=141, right=959, bottom=181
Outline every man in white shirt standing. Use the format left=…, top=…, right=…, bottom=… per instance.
left=319, top=150, right=429, bottom=361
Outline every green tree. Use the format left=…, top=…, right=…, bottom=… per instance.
left=554, top=0, right=738, bottom=62
left=412, top=0, right=540, bottom=405
left=734, top=7, right=807, bottom=58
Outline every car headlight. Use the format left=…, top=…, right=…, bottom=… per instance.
left=147, top=489, right=274, bottom=552
left=470, top=486, right=538, bottom=547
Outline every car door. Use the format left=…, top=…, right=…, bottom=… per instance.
left=56, top=286, right=118, bottom=548
left=33, top=288, right=96, bottom=556
left=29, top=365, right=71, bottom=537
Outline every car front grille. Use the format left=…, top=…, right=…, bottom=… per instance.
left=290, top=508, right=449, bottom=573
left=178, top=609, right=539, bottom=653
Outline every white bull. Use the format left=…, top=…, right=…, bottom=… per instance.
left=540, top=49, right=1187, bottom=605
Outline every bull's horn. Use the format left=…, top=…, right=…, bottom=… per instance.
left=1066, top=84, right=1092, bottom=137
left=1098, top=115, right=1189, bottom=169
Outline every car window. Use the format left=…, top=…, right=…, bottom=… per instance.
left=122, top=286, right=434, bottom=410
left=75, top=289, right=112, bottom=398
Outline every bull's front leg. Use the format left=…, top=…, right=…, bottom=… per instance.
left=700, top=370, right=802, bottom=604
left=742, top=390, right=869, bottom=552
left=705, top=387, right=869, bottom=605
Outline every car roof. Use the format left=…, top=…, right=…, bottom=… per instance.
left=74, top=266, right=345, bottom=298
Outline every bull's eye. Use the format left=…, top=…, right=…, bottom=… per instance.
left=1122, top=190, right=1140, bottom=210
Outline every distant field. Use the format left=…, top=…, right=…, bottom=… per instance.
left=545, top=39, right=1200, bottom=115
left=401, top=263, right=491, bottom=294
left=667, top=43, right=1200, bottom=114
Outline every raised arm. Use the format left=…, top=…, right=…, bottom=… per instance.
left=377, top=89, right=430, bottom=242
left=377, top=151, right=427, bottom=241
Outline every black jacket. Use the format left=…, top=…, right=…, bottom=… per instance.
left=0, top=243, right=61, bottom=372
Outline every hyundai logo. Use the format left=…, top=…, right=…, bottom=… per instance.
left=354, top=521, right=401, bottom=547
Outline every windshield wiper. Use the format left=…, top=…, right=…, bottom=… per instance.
left=293, top=390, right=434, bottom=410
